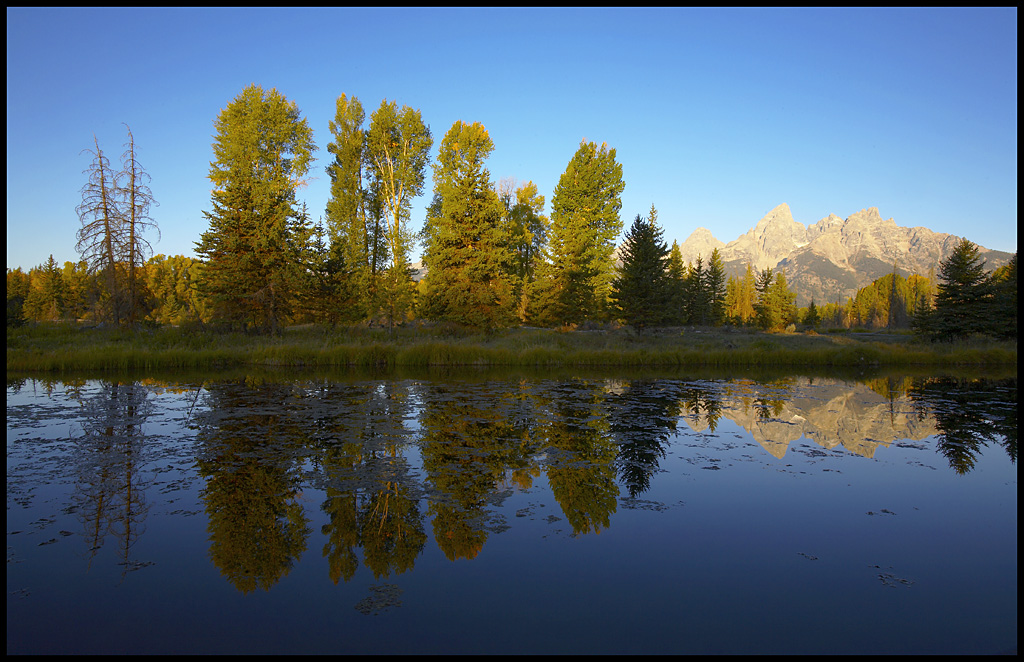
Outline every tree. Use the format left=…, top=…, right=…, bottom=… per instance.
left=421, top=121, right=516, bottom=329
left=76, top=135, right=124, bottom=324
left=990, top=253, right=1017, bottom=339
left=725, top=263, right=757, bottom=325
left=666, top=241, right=687, bottom=325
left=803, top=300, right=821, bottom=329
left=363, top=100, right=432, bottom=330
left=754, top=267, right=796, bottom=331
left=195, top=84, right=316, bottom=333
left=7, top=268, right=31, bottom=326
left=702, top=248, right=727, bottom=325
left=22, top=255, right=66, bottom=322
left=117, top=125, right=159, bottom=324
left=536, top=139, right=624, bottom=325
left=324, top=93, right=370, bottom=321
left=930, top=238, right=993, bottom=340
left=497, top=177, right=548, bottom=317
left=610, top=206, right=669, bottom=334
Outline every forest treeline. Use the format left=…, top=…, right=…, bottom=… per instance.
left=6, top=84, right=1017, bottom=342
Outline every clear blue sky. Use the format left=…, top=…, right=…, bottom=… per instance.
left=6, top=7, right=1018, bottom=272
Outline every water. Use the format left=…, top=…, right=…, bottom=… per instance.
left=6, top=372, right=1017, bottom=654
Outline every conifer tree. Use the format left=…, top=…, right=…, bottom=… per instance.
left=990, top=254, right=1017, bottom=339
left=930, top=238, right=993, bottom=340
left=537, top=139, right=624, bottom=325
left=195, top=84, right=316, bottom=333
left=610, top=207, right=669, bottom=334
left=703, top=248, right=727, bottom=325
left=421, top=121, right=516, bottom=329
left=666, top=241, right=687, bottom=325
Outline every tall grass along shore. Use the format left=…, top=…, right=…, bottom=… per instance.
left=6, top=322, right=1017, bottom=373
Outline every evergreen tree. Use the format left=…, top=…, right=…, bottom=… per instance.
left=666, top=241, right=687, bottom=325
left=22, top=255, right=66, bottom=322
left=754, top=267, right=796, bottom=331
left=7, top=268, right=30, bottom=326
left=363, top=100, right=432, bottom=330
left=703, top=248, right=727, bottom=326
left=687, top=255, right=707, bottom=325
left=421, top=121, right=516, bottom=330
left=930, top=238, right=993, bottom=340
left=803, top=300, right=821, bottom=329
left=990, top=254, right=1017, bottom=339
left=610, top=207, right=669, bottom=334
left=536, top=139, right=624, bottom=325
left=195, top=84, right=316, bottom=333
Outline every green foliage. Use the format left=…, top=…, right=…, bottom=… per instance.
left=195, top=84, right=316, bottom=333
left=535, top=139, right=624, bottom=325
left=363, top=100, right=432, bottom=329
left=928, top=239, right=995, bottom=340
left=497, top=178, right=548, bottom=316
left=611, top=207, right=669, bottom=334
left=323, top=93, right=369, bottom=322
left=754, top=267, right=797, bottom=331
left=421, top=121, right=516, bottom=330
left=990, top=254, right=1017, bottom=339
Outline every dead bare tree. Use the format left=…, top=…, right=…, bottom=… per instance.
left=117, top=124, right=159, bottom=324
left=76, top=135, right=125, bottom=324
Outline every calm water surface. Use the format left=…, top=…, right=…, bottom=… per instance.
left=6, top=372, right=1017, bottom=654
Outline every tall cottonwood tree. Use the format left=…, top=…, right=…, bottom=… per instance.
left=533, top=139, right=624, bottom=326
left=324, top=93, right=370, bottom=321
left=76, top=135, right=125, bottom=323
left=497, top=178, right=548, bottom=316
left=421, top=121, right=516, bottom=329
left=610, top=206, right=669, bottom=334
left=195, top=84, right=316, bottom=333
left=363, top=100, right=432, bottom=329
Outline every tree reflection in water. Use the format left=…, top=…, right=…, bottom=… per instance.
left=194, top=379, right=311, bottom=593
left=72, top=380, right=152, bottom=574
left=909, top=376, right=1017, bottom=474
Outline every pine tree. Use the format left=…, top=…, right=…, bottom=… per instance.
left=539, top=139, right=624, bottom=325
left=703, top=248, right=727, bottom=326
left=666, top=241, right=687, bottom=325
left=610, top=207, right=669, bottom=334
left=421, top=121, right=516, bottom=330
left=990, top=254, right=1017, bottom=339
left=195, top=84, right=316, bottom=333
left=931, top=238, right=993, bottom=340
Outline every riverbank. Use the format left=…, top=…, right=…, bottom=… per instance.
left=5, top=322, right=1017, bottom=372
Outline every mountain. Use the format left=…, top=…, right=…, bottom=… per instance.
left=676, top=203, right=1015, bottom=307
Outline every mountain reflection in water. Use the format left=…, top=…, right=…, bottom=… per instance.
left=5, top=373, right=1017, bottom=655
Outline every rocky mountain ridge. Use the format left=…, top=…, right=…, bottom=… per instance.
left=675, top=203, right=1015, bottom=307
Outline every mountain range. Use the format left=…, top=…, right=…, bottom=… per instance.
left=673, top=203, right=1015, bottom=307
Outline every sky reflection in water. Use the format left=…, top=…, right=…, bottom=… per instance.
left=6, top=373, right=1017, bottom=654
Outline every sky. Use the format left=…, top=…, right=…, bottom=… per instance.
left=6, top=7, right=1018, bottom=272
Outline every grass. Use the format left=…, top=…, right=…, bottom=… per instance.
left=6, top=321, right=1017, bottom=373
